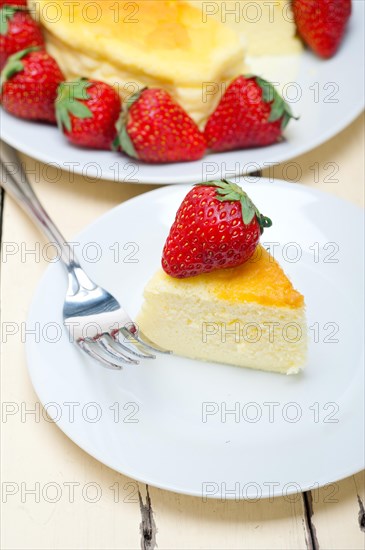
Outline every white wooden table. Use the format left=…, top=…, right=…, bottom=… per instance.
left=1, top=113, right=364, bottom=550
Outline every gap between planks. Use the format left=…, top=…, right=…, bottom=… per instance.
left=137, top=483, right=319, bottom=550
left=139, top=485, right=157, bottom=550
left=302, top=491, right=319, bottom=550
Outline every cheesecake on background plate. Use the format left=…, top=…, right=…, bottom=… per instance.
left=31, top=0, right=301, bottom=123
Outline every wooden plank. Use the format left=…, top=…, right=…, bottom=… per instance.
left=262, top=112, right=365, bottom=207
left=306, top=473, right=365, bottom=550
left=0, top=187, right=4, bottom=241
left=144, top=484, right=309, bottom=550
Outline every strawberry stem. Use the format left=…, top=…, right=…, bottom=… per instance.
left=113, top=87, right=147, bottom=157
left=0, top=46, right=41, bottom=90
left=55, top=78, right=93, bottom=132
left=0, top=5, right=27, bottom=35
left=196, top=179, right=272, bottom=234
left=245, top=74, right=299, bottom=130
left=259, top=215, right=272, bottom=229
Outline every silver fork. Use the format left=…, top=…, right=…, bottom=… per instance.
left=0, top=141, right=168, bottom=370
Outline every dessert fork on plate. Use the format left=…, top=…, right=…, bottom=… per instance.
left=0, top=141, right=168, bottom=369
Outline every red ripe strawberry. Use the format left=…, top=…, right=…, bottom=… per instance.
left=0, top=47, right=64, bottom=122
left=162, top=180, right=272, bottom=278
left=293, top=0, right=351, bottom=59
left=204, top=75, right=296, bottom=152
left=0, top=0, right=28, bottom=6
left=114, top=88, right=206, bottom=163
left=56, top=78, right=122, bottom=150
left=0, top=5, right=44, bottom=69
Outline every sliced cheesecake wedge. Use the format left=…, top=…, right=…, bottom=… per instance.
left=138, top=245, right=307, bottom=375
left=31, top=0, right=245, bottom=124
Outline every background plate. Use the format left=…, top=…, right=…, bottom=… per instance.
left=26, top=179, right=364, bottom=499
left=1, top=1, right=364, bottom=184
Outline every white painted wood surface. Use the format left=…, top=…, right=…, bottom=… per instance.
left=1, top=113, right=364, bottom=549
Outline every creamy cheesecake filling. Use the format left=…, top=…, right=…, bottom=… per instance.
left=32, top=0, right=247, bottom=124
left=43, top=30, right=244, bottom=125
left=32, top=0, right=302, bottom=125
left=137, top=271, right=307, bottom=374
left=137, top=247, right=307, bottom=375
left=30, top=0, right=302, bottom=125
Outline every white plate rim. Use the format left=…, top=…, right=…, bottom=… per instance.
left=2, top=99, right=364, bottom=185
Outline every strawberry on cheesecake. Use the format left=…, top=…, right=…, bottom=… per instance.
left=137, top=181, right=307, bottom=375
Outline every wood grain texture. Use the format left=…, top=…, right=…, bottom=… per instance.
left=145, top=485, right=309, bottom=550
left=308, top=472, right=365, bottom=550
left=1, top=112, right=364, bottom=550
left=262, top=112, right=365, bottom=208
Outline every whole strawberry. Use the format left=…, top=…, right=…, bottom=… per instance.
left=293, top=0, right=351, bottom=59
left=114, top=88, right=206, bottom=163
left=204, top=75, right=296, bottom=152
left=0, top=47, right=64, bottom=122
left=0, top=5, right=44, bottom=69
left=0, top=0, right=28, bottom=6
left=56, top=78, right=122, bottom=150
left=162, top=180, right=272, bottom=278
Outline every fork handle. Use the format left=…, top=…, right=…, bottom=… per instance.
left=0, top=141, right=93, bottom=289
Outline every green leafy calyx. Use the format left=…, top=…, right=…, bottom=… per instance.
left=55, top=78, right=93, bottom=132
left=112, top=87, right=147, bottom=157
left=246, top=74, right=298, bottom=130
left=0, top=5, right=26, bottom=35
left=0, top=46, right=41, bottom=90
left=197, top=179, right=272, bottom=234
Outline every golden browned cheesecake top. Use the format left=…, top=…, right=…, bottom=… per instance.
left=32, top=0, right=244, bottom=85
left=177, top=245, right=304, bottom=308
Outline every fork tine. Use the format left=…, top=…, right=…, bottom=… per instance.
left=122, top=327, right=171, bottom=354
left=98, top=335, right=139, bottom=365
left=111, top=333, right=156, bottom=359
left=79, top=341, right=122, bottom=370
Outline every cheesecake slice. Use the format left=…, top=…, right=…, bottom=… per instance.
left=31, top=0, right=246, bottom=124
left=138, top=245, right=307, bottom=374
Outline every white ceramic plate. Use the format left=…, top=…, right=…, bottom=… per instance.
left=2, top=1, right=364, bottom=184
left=26, top=178, right=364, bottom=499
